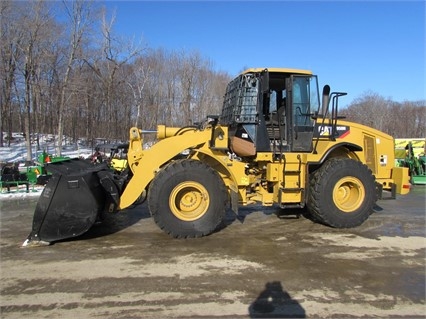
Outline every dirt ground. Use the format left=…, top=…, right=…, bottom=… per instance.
left=0, top=186, right=425, bottom=318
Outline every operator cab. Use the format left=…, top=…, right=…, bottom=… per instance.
left=220, top=68, right=320, bottom=157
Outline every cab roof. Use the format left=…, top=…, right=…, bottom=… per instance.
left=241, top=67, right=313, bottom=75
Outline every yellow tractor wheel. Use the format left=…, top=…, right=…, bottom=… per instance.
left=307, top=158, right=376, bottom=228
left=148, top=159, right=228, bottom=238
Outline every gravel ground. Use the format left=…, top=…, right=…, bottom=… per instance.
left=0, top=186, right=425, bottom=318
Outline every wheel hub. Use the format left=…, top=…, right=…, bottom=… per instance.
left=170, top=182, right=209, bottom=221
left=333, top=176, right=365, bottom=213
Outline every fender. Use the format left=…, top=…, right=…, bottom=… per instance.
left=119, top=127, right=214, bottom=209
left=190, top=148, right=244, bottom=214
left=316, top=142, right=362, bottom=165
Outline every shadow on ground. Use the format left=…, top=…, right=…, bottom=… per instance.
left=249, top=281, right=306, bottom=318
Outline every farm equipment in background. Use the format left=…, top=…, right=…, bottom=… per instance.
left=0, top=162, right=31, bottom=193
left=23, top=67, right=411, bottom=247
left=395, top=139, right=426, bottom=185
left=1, top=151, right=71, bottom=193
left=26, top=151, right=71, bottom=185
left=91, top=143, right=129, bottom=172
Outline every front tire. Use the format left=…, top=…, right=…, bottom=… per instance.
left=307, top=158, right=376, bottom=228
left=148, top=159, right=228, bottom=238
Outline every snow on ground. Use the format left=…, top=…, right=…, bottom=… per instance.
left=0, top=184, right=45, bottom=200
left=0, top=133, right=94, bottom=163
left=0, top=133, right=96, bottom=200
left=0, top=144, right=93, bottom=163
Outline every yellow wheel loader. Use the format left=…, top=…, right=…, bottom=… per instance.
left=23, top=68, right=411, bottom=246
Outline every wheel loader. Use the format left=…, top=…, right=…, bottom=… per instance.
left=23, top=67, right=411, bottom=246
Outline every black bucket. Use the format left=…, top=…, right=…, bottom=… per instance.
left=23, top=159, right=118, bottom=246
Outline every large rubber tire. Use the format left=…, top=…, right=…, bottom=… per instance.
left=307, top=158, right=376, bottom=228
left=148, top=159, right=228, bottom=238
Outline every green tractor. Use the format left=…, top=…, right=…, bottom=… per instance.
left=400, top=142, right=426, bottom=185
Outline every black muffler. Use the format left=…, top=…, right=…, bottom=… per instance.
left=23, top=158, right=120, bottom=247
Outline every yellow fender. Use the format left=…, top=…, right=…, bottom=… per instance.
left=189, top=148, right=245, bottom=213
left=119, top=127, right=214, bottom=209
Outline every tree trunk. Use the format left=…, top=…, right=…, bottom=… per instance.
left=24, top=62, right=33, bottom=162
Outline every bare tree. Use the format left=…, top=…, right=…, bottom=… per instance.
left=127, top=57, right=151, bottom=128
left=12, top=0, right=56, bottom=161
left=56, top=0, right=94, bottom=156
left=83, top=7, right=144, bottom=141
left=1, top=0, right=231, bottom=162
left=342, top=92, right=426, bottom=138
left=139, top=49, right=170, bottom=130
left=0, top=1, right=23, bottom=147
left=178, top=51, right=200, bottom=126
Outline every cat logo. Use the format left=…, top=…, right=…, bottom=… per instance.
left=313, top=124, right=350, bottom=138
left=318, top=125, right=332, bottom=136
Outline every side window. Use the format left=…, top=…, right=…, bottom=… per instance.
left=269, top=90, right=277, bottom=113
left=293, top=78, right=309, bottom=126
left=292, top=76, right=319, bottom=127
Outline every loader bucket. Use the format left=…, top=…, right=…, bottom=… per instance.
left=23, top=159, right=119, bottom=246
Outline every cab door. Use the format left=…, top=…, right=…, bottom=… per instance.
left=287, top=75, right=320, bottom=152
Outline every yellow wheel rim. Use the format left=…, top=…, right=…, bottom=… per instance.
left=169, top=182, right=209, bottom=221
left=332, top=177, right=365, bottom=213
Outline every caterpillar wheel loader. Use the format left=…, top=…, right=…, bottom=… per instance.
left=23, top=68, right=411, bottom=246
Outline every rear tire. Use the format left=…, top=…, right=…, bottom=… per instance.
left=148, top=159, right=228, bottom=238
left=307, top=158, right=376, bottom=228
